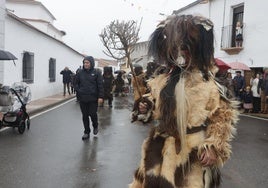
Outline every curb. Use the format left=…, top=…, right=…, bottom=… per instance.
left=240, top=113, right=268, bottom=120
left=27, top=96, right=75, bottom=116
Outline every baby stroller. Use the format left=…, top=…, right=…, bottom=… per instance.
left=0, top=82, right=31, bottom=134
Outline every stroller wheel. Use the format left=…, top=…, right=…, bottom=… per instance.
left=26, top=117, right=30, bottom=130
left=18, top=121, right=26, bottom=134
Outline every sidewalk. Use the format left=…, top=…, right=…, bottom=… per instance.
left=27, top=94, right=75, bottom=116
left=26, top=93, right=268, bottom=120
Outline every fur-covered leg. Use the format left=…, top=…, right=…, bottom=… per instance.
left=128, top=174, right=143, bottom=188
left=182, top=163, right=204, bottom=188
left=204, top=167, right=221, bottom=188
left=129, top=168, right=144, bottom=188
left=128, top=181, right=142, bottom=188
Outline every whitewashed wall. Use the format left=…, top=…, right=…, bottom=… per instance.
left=209, top=0, right=268, bottom=68
left=130, top=41, right=150, bottom=69
left=239, top=0, right=268, bottom=67
left=0, top=0, right=5, bottom=49
left=0, top=0, right=6, bottom=49
left=26, top=21, right=63, bottom=41
left=4, top=15, right=84, bottom=100
left=0, top=0, right=6, bottom=83
left=6, top=1, right=64, bottom=40
left=6, top=1, right=54, bottom=23
left=173, top=0, right=268, bottom=68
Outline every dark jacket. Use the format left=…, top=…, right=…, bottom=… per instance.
left=60, top=69, right=73, bottom=83
left=242, top=91, right=253, bottom=103
left=233, top=75, right=245, bottom=92
left=75, top=57, right=104, bottom=102
left=257, top=77, right=264, bottom=94
left=264, top=75, right=268, bottom=96
left=114, top=74, right=125, bottom=93
left=103, top=74, right=114, bottom=99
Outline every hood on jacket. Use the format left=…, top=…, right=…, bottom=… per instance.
left=83, top=56, right=95, bottom=70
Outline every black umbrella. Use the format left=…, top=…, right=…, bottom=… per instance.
left=0, top=50, right=17, bottom=60
left=0, top=50, right=17, bottom=65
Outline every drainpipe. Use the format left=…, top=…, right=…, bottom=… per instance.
left=221, top=0, right=227, bottom=49
left=222, top=0, right=226, bottom=27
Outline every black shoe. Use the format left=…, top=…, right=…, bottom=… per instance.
left=93, top=128, right=98, bottom=135
left=82, top=133, right=89, bottom=140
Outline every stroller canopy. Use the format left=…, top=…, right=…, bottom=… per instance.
left=11, top=82, right=31, bottom=104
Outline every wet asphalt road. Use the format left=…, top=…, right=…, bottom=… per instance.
left=0, top=95, right=267, bottom=188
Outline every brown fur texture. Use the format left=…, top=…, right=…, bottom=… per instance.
left=129, top=70, right=238, bottom=188
left=129, top=14, right=239, bottom=188
left=131, top=97, right=153, bottom=123
left=131, top=73, right=168, bottom=123
left=132, top=73, right=148, bottom=101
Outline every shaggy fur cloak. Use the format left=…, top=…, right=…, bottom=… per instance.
left=129, top=14, right=239, bottom=188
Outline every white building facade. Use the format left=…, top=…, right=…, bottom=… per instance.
left=0, top=0, right=6, bottom=75
left=131, top=0, right=267, bottom=78
left=173, top=0, right=268, bottom=69
left=0, top=0, right=85, bottom=100
left=130, top=41, right=150, bottom=69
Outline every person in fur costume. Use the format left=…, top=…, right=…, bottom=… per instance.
left=131, top=62, right=166, bottom=123
left=101, top=66, right=115, bottom=107
left=131, top=65, right=152, bottom=123
left=132, top=65, right=148, bottom=101
left=129, top=14, right=239, bottom=188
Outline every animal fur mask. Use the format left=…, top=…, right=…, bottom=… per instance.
left=148, top=14, right=214, bottom=80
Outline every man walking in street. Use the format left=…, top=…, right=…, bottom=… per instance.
left=60, top=67, right=73, bottom=96
left=75, top=56, right=104, bottom=140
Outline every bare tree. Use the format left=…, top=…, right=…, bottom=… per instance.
left=99, top=19, right=141, bottom=68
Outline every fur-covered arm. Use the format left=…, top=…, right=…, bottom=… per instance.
left=131, top=94, right=154, bottom=123
left=131, top=74, right=168, bottom=124
left=200, top=94, right=239, bottom=167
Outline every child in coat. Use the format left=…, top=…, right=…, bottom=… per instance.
left=242, top=86, right=253, bottom=113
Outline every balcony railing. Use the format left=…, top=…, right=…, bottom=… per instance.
left=221, top=24, right=244, bottom=54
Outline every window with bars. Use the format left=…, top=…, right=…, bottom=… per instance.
left=22, top=52, right=34, bottom=83
left=49, top=58, right=56, bottom=82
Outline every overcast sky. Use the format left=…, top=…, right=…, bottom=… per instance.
left=40, top=0, right=195, bottom=59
